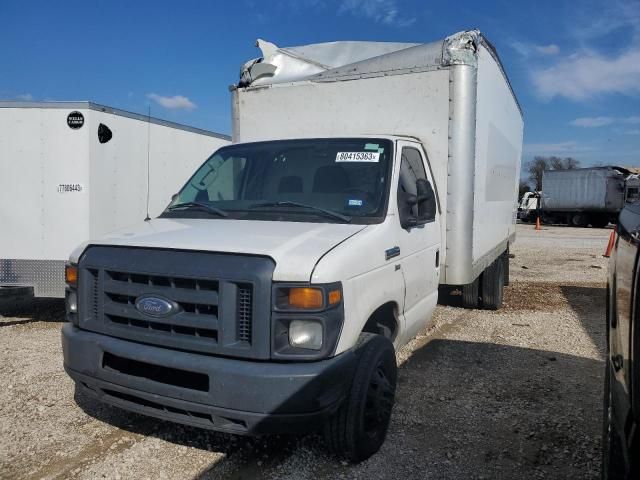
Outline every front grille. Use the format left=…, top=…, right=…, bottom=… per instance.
left=77, top=247, right=273, bottom=359
left=102, top=269, right=223, bottom=342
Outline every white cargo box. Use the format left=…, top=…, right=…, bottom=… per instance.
left=233, top=30, right=523, bottom=285
left=0, top=102, right=230, bottom=297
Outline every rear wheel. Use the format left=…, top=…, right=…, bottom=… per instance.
left=324, top=333, right=397, bottom=463
left=462, top=276, right=480, bottom=309
left=481, top=259, right=504, bottom=310
left=602, top=358, right=628, bottom=479
left=570, top=213, right=588, bottom=227
left=503, top=250, right=510, bottom=287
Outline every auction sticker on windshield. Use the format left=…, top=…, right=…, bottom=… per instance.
left=335, top=152, right=380, bottom=162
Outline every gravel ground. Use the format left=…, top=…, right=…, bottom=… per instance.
left=0, top=224, right=611, bottom=479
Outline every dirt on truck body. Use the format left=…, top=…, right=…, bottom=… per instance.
left=0, top=224, right=608, bottom=479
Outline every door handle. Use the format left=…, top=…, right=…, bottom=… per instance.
left=385, top=246, right=400, bottom=260
left=435, top=249, right=440, bottom=267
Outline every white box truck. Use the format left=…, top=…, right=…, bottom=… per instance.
left=61, top=30, right=523, bottom=461
left=0, top=102, right=230, bottom=297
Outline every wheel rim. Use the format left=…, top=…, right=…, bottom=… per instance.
left=363, top=360, right=395, bottom=438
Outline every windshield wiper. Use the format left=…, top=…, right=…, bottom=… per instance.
left=166, top=201, right=229, bottom=217
left=249, top=201, right=351, bottom=223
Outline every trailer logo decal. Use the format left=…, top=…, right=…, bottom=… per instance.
left=67, top=111, right=84, bottom=129
left=135, top=295, right=177, bottom=317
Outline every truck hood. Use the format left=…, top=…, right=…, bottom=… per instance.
left=74, top=218, right=367, bottom=282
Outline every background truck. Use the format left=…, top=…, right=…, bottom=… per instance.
left=540, top=166, right=640, bottom=228
left=0, top=101, right=230, bottom=297
left=517, top=191, right=540, bottom=222
left=62, top=30, right=523, bottom=462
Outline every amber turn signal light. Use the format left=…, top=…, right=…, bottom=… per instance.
left=328, top=289, right=342, bottom=305
left=65, top=264, right=78, bottom=287
left=288, top=287, right=323, bottom=309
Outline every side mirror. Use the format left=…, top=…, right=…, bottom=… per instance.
left=416, top=179, right=436, bottom=222
left=398, top=193, right=418, bottom=229
left=171, top=193, right=179, bottom=201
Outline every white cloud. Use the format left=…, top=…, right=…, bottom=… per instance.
left=510, top=42, right=560, bottom=58
left=146, top=93, right=196, bottom=111
left=569, top=116, right=615, bottom=127
left=570, top=115, right=640, bottom=128
left=535, top=44, right=560, bottom=55
left=524, top=0, right=640, bottom=101
left=523, top=141, right=594, bottom=155
left=532, top=48, right=640, bottom=100
left=15, top=93, right=33, bottom=101
left=339, top=0, right=415, bottom=27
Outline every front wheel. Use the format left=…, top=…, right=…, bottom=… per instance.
left=324, top=333, right=397, bottom=463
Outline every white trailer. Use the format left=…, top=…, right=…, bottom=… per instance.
left=0, top=102, right=230, bottom=297
left=233, top=30, right=523, bottom=291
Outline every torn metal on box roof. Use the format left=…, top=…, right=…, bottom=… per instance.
left=236, top=29, right=521, bottom=115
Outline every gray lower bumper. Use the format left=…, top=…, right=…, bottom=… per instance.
left=62, top=324, right=356, bottom=435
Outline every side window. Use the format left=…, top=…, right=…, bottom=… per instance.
left=397, top=147, right=436, bottom=224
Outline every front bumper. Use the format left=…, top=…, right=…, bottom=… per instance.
left=62, top=324, right=356, bottom=435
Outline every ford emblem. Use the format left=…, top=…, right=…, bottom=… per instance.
left=135, top=295, right=176, bottom=317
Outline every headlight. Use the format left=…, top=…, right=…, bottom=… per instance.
left=271, top=282, right=343, bottom=360
left=288, top=320, right=323, bottom=350
left=67, top=290, right=78, bottom=313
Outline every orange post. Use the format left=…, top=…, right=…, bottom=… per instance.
left=535, top=216, right=541, bottom=231
left=603, top=230, right=616, bottom=258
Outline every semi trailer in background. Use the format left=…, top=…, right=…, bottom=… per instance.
left=62, top=30, right=522, bottom=461
left=0, top=102, right=230, bottom=297
left=540, top=167, right=640, bottom=227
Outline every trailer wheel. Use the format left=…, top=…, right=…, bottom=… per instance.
left=462, top=276, right=480, bottom=309
left=481, top=259, right=504, bottom=310
left=570, top=214, right=588, bottom=227
left=503, top=250, right=510, bottom=287
left=323, top=333, right=397, bottom=463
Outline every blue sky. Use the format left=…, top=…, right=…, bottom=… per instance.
left=1, top=0, right=639, bottom=174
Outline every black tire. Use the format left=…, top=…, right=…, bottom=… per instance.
left=503, top=250, right=510, bottom=287
left=481, top=259, right=504, bottom=310
left=570, top=213, right=588, bottom=227
left=324, top=333, right=397, bottom=463
left=462, top=276, right=480, bottom=309
left=602, top=358, right=628, bottom=479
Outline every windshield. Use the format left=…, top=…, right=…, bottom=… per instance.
left=163, top=138, right=393, bottom=224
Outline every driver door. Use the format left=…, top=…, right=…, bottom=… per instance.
left=395, top=141, right=441, bottom=342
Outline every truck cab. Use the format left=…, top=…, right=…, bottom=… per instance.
left=63, top=135, right=441, bottom=461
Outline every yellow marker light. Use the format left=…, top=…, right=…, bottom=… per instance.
left=328, top=289, right=342, bottom=305
left=65, top=264, right=78, bottom=287
left=288, top=287, right=323, bottom=309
